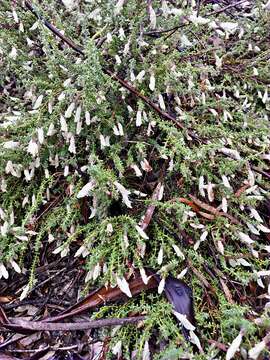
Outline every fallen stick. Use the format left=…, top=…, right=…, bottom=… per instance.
left=206, top=0, right=249, bottom=16
left=24, top=1, right=84, bottom=55
left=1, top=316, right=145, bottom=333
left=103, top=69, right=187, bottom=132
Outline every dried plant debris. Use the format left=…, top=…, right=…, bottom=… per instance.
left=48, top=354, right=84, bottom=360
left=1, top=0, right=270, bottom=358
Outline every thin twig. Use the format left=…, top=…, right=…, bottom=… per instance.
left=219, top=277, right=235, bottom=304
left=189, top=194, right=241, bottom=225
left=7, top=342, right=93, bottom=353
left=187, top=260, right=216, bottom=293
left=0, top=335, right=27, bottom=350
left=206, top=0, right=249, bottom=16
left=103, top=69, right=200, bottom=141
left=24, top=1, right=84, bottom=55
left=144, top=25, right=182, bottom=36
left=208, top=339, right=227, bottom=352
left=103, top=69, right=185, bottom=130
left=251, top=166, right=270, bottom=180
left=163, top=27, right=180, bottom=41
left=28, top=266, right=67, bottom=295
left=7, top=347, right=50, bottom=354
left=196, top=0, right=202, bottom=16
left=34, top=194, right=63, bottom=225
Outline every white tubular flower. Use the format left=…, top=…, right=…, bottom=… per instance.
left=226, top=330, right=243, bottom=360
left=114, top=181, right=132, bottom=208
left=27, top=139, right=39, bottom=157
left=33, top=95, right=43, bottom=109
left=116, top=276, right=132, bottom=297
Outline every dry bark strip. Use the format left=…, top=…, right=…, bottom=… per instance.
left=188, top=194, right=241, bottom=225
left=139, top=182, right=162, bottom=231
left=44, top=275, right=158, bottom=322
left=219, top=278, right=235, bottom=304
left=187, top=260, right=216, bottom=294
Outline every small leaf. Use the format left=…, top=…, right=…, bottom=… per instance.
left=112, top=340, right=122, bottom=357
left=140, top=268, right=150, bottom=285
left=65, top=102, right=75, bottom=118
left=238, top=231, right=254, bottom=245
left=10, top=260, right=21, bottom=273
left=0, top=263, right=9, bottom=279
left=173, top=311, right=196, bottom=331
left=149, top=5, right=156, bottom=29
left=157, top=247, right=163, bottom=265
left=149, top=74, right=155, bottom=91
left=20, top=284, right=30, bottom=301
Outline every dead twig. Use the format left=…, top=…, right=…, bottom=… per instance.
left=208, top=339, right=227, bottom=352
left=143, top=25, right=183, bottom=37
left=27, top=266, right=67, bottom=295
left=251, top=166, right=270, bottom=180
left=2, top=316, right=145, bottom=333
left=6, top=342, right=94, bottom=353
left=34, top=194, right=63, bottom=225
left=103, top=69, right=191, bottom=134
left=174, top=195, right=240, bottom=224
left=219, top=278, right=235, bottom=304
left=187, top=260, right=216, bottom=294
left=0, top=335, right=27, bottom=351
left=206, top=0, right=249, bottom=16
left=234, top=183, right=250, bottom=197
left=24, top=1, right=84, bottom=55
left=196, top=0, right=203, bottom=16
